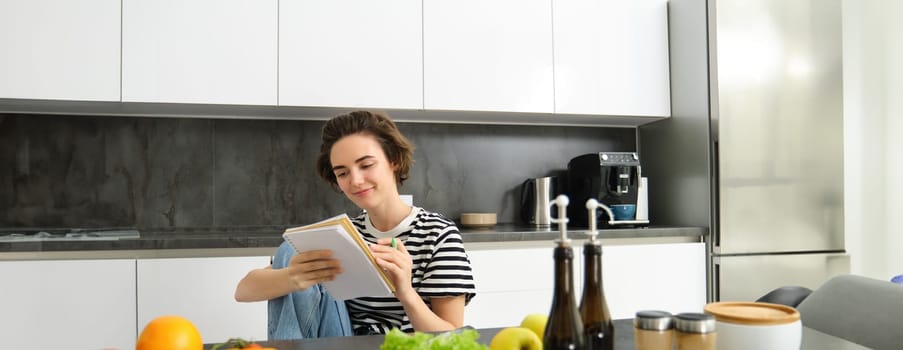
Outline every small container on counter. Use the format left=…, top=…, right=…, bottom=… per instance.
left=703, top=301, right=801, bottom=350
left=633, top=310, right=674, bottom=350
left=675, top=312, right=717, bottom=350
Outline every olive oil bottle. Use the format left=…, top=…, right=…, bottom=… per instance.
left=580, top=240, right=614, bottom=350
left=544, top=195, right=585, bottom=350
left=580, top=199, right=614, bottom=350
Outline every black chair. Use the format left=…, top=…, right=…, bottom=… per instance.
left=755, top=285, right=813, bottom=307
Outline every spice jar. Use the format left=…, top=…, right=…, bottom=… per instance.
left=675, top=312, right=717, bottom=350
left=633, top=310, right=674, bottom=350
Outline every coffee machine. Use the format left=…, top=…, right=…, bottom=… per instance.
left=566, top=152, right=649, bottom=228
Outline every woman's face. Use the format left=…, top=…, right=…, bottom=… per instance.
left=329, top=133, right=399, bottom=210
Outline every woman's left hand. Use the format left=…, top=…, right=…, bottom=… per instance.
left=370, top=237, right=413, bottom=294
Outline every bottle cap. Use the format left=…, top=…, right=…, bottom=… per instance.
left=634, top=310, right=673, bottom=330
left=674, top=313, right=716, bottom=334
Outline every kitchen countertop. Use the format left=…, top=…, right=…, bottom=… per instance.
left=0, top=224, right=706, bottom=258
left=460, top=224, right=705, bottom=242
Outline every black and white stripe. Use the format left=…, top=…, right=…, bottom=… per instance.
left=345, top=208, right=476, bottom=334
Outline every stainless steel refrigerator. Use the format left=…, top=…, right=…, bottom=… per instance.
left=640, top=0, right=849, bottom=302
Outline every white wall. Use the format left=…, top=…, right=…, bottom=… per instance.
left=843, top=0, right=903, bottom=281
left=887, top=1, right=903, bottom=282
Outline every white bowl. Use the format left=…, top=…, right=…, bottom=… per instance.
left=705, top=302, right=801, bottom=350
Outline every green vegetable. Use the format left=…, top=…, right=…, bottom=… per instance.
left=380, top=328, right=489, bottom=350
left=210, top=337, right=256, bottom=350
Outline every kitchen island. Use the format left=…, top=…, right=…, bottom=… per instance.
left=202, top=319, right=870, bottom=350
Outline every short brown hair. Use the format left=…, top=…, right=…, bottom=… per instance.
left=316, top=111, right=415, bottom=190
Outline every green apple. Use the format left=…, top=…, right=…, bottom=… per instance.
left=520, top=313, right=549, bottom=342
left=489, top=327, right=542, bottom=350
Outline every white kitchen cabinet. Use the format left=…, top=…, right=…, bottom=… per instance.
left=602, top=242, right=706, bottom=318
left=423, top=0, right=554, bottom=113
left=136, top=256, right=270, bottom=344
left=465, top=246, right=556, bottom=328
left=553, top=0, right=671, bottom=117
left=464, top=241, right=705, bottom=327
left=122, top=0, right=277, bottom=105
left=0, top=259, right=137, bottom=349
left=0, top=0, right=120, bottom=101
left=279, top=0, right=422, bottom=109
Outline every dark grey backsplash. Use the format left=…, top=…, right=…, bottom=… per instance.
left=0, top=114, right=635, bottom=229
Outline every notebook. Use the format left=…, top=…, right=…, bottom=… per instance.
left=282, top=214, right=396, bottom=300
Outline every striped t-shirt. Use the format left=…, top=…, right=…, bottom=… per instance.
left=345, top=206, right=476, bottom=334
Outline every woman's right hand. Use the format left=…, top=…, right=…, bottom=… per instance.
left=285, top=249, right=344, bottom=291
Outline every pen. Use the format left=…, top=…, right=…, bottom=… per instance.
left=391, top=237, right=398, bottom=250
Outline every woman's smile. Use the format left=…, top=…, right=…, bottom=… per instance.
left=353, top=187, right=374, bottom=197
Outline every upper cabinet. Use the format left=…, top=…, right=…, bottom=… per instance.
left=1, top=0, right=671, bottom=125
left=0, top=0, right=120, bottom=101
left=279, top=0, right=422, bottom=109
left=553, top=0, right=670, bottom=116
left=122, top=0, right=277, bottom=105
left=423, top=0, right=554, bottom=113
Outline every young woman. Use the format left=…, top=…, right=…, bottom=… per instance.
left=235, top=110, right=476, bottom=338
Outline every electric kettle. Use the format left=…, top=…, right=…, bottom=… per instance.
left=520, top=176, right=558, bottom=226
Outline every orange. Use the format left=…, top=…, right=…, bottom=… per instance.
left=136, top=315, right=203, bottom=350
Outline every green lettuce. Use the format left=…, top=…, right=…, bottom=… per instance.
left=380, top=328, right=489, bottom=350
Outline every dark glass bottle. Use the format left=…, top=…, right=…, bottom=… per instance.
left=544, top=240, right=585, bottom=350
left=580, top=241, right=614, bottom=350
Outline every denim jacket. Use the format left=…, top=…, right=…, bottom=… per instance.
left=267, top=241, right=353, bottom=340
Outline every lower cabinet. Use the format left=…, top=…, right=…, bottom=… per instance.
left=137, top=256, right=271, bottom=344
left=601, top=242, right=707, bottom=318
left=0, top=259, right=137, bottom=349
left=0, top=255, right=271, bottom=348
left=0, top=242, right=702, bottom=345
left=464, top=241, right=706, bottom=328
left=465, top=246, right=556, bottom=328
